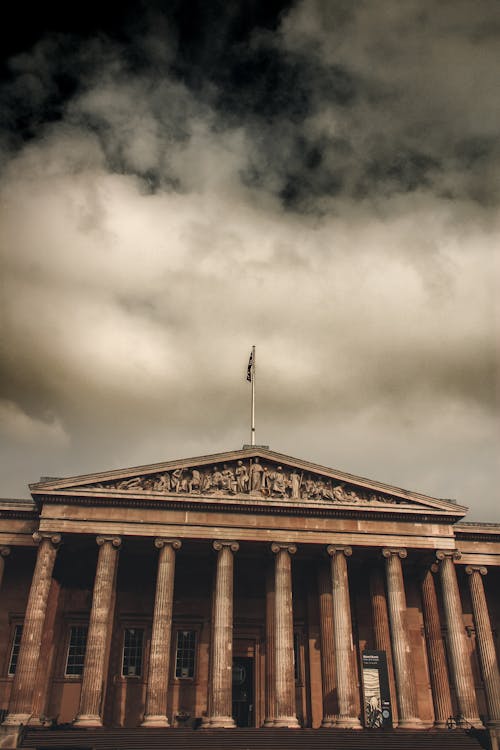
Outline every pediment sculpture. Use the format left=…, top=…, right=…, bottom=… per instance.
left=90, top=458, right=402, bottom=505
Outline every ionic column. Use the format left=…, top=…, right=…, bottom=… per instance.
left=435, top=551, right=482, bottom=727
left=142, top=538, right=182, bottom=727
left=271, top=542, right=300, bottom=728
left=382, top=548, right=422, bottom=728
left=318, top=563, right=336, bottom=727
left=3, top=533, right=61, bottom=726
left=421, top=567, right=453, bottom=727
left=465, top=566, right=500, bottom=728
left=369, top=565, right=398, bottom=724
left=327, top=545, right=361, bottom=728
left=0, top=546, right=10, bottom=592
left=204, top=540, right=239, bottom=728
left=74, top=535, right=121, bottom=727
left=264, top=562, right=276, bottom=726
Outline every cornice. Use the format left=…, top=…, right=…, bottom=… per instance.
left=35, top=491, right=462, bottom=525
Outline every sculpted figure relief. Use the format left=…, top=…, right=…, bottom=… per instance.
left=235, top=460, right=249, bottom=493
left=92, top=458, right=402, bottom=505
left=249, top=459, right=264, bottom=491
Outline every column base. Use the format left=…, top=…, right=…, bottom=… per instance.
left=73, top=714, right=103, bottom=728
left=1, top=713, right=31, bottom=727
left=140, top=715, right=170, bottom=728
left=335, top=716, right=362, bottom=729
left=397, top=717, right=424, bottom=729
left=263, top=719, right=276, bottom=727
left=433, top=720, right=450, bottom=729
left=467, top=718, right=486, bottom=730
left=273, top=715, right=300, bottom=728
left=321, top=717, right=336, bottom=728
left=201, top=716, right=236, bottom=728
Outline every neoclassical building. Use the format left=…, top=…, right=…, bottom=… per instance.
left=0, top=447, right=499, bottom=748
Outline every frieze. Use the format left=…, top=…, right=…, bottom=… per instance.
left=88, top=458, right=403, bottom=506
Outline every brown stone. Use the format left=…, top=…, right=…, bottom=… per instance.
left=465, top=566, right=500, bottom=728
left=382, top=548, right=422, bottom=728
left=327, top=545, right=361, bottom=729
left=369, top=565, right=398, bottom=725
left=141, top=538, right=182, bottom=727
left=421, top=567, right=453, bottom=727
left=264, top=562, right=276, bottom=726
left=74, top=536, right=121, bottom=727
left=3, top=533, right=60, bottom=726
left=318, top=563, right=336, bottom=727
left=272, top=543, right=300, bottom=728
left=435, top=551, right=482, bottom=728
left=203, top=541, right=239, bottom=728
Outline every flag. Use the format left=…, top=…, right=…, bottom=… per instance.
left=246, top=350, right=254, bottom=382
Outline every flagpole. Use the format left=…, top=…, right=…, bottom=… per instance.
left=251, top=345, right=256, bottom=446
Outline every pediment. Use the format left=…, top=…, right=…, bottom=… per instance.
left=30, top=448, right=467, bottom=517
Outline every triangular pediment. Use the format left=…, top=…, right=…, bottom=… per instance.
left=30, top=447, right=467, bottom=518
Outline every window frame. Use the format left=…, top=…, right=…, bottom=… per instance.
left=121, top=626, right=145, bottom=678
left=7, top=623, right=23, bottom=677
left=293, top=629, right=304, bottom=685
left=173, top=628, right=198, bottom=681
left=64, top=623, right=89, bottom=678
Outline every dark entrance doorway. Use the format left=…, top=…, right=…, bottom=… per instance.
left=232, top=657, right=254, bottom=727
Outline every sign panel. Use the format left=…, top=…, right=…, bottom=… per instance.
left=362, top=650, right=392, bottom=728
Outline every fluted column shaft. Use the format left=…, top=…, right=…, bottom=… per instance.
left=264, top=563, right=276, bottom=726
left=369, top=566, right=398, bottom=724
left=205, top=540, right=239, bottom=728
left=142, top=538, right=181, bottom=727
left=272, top=543, right=300, bottom=728
left=421, top=568, right=453, bottom=727
left=383, top=548, right=422, bottom=728
left=74, top=536, right=121, bottom=727
left=436, top=551, right=482, bottom=727
left=3, top=533, right=60, bottom=725
left=0, top=546, right=10, bottom=593
left=465, top=566, right=500, bottom=727
left=328, top=545, right=361, bottom=728
left=318, top=563, right=336, bottom=727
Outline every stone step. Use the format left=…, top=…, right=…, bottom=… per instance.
left=19, top=727, right=488, bottom=750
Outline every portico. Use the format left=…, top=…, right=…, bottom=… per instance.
left=0, top=447, right=499, bottom=747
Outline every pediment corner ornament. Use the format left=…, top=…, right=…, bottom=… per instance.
left=86, top=456, right=407, bottom=507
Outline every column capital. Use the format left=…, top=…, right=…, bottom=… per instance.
left=154, top=538, right=182, bottom=550
left=0, top=546, right=11, bottom=557
left=33, top=531, right=61, bottom=546
left=436, top=549, right=461, bottom=562
left=271, top=542, right=297, bottom=555
left=96, top=535, right=121, bottom=548
left=327, top=545, right=352, bottom=558
left=382, top=547, right=407, bottom=559
left=213, top=540, right=239, bottom=553
left=465, top=565, right=487, bottom=576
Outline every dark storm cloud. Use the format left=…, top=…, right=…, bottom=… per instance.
left=0, top=0, right=498, bottom=520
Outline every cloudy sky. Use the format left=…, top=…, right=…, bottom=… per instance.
left=1, top=0, right=498, bottom=520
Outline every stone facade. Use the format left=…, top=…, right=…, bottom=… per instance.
left=0, top=447, right=499, bottom=746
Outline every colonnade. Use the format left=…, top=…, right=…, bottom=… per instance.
left=1, top=535, right=500, bottom=731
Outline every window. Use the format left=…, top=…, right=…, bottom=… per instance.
left=65, top=625, right=88, bottom=676
left=293, top=631, right=301, bottom=681
left=122, top=628, right=144, bottom=677
left=8, top=625, right=23, bottom=676
left=175, top=630, right=196, bottom=679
